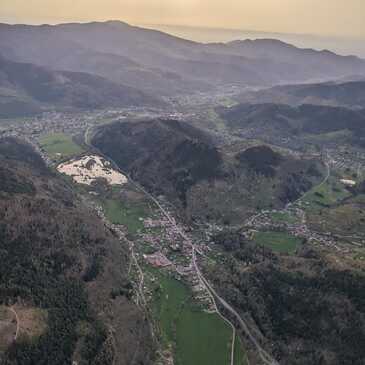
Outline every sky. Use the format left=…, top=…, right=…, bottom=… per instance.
left=1, top=0, right=365, bottom=39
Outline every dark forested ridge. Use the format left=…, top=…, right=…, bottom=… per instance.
left=0, top=55, right=163, bottom=118
left=92, top=119, right=323, bottom=224
left=218, top=103, right=365, bottom=146
left=0, top=138, right=153, bottom=365
left=236, top=80, right=365, bottom=109
left=208, top=230, right=365, bottom=365
left=92, top=118, right=223, bottom=207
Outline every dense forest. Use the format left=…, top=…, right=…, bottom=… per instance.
left=208, top=230, right=365, bottom=365
left=0, top=138, right=153, bottom=365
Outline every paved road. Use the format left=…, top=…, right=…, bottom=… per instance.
left=84, top=125, right=279, bottom=365
left=192, top=248, right=279, bottom=365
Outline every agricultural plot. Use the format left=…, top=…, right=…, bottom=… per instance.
left=301, top=175, right=351, bottom=210
left=234, top=336, right=248, bottom=365
left=301, top=173, right=365, bottom=237
left=102, top=199, right=148, bottom=234
left=269, top=211, right=298, bottom=224
left=39, top=133, right=84, bottom=160
left=307, top=202, right=365, bottom=237
left=253, top=231, right=304, bottom=254
left=151, top=271, right=247, bottom=365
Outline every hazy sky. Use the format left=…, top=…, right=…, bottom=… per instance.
left=1, top=0, right=365, bottom=38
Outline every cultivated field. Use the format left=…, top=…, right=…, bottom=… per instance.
left=253, top=231, right=304, bottom=254
left=39, top=133, right=84, bottom=160
left=102, top=199, right=148, bottom=234
left=151, top=270, right=247, bottom=365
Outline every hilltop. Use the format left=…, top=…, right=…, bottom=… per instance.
left=91, top=119, right=324, bottom=224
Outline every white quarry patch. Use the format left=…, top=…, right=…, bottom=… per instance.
left=340, top=179, right=356, bottom=187
left=57, top=155, right=128, bottom=186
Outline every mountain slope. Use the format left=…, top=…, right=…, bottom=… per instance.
left=237, top=80, right=365, bottom=109
left=207, top=231, right=365, bottom=365
left=2, top=21, right=365, bottom=95
left=91, top=119, right=323, bottom=224
left=218, top=103, right=365, bottom=146
left=0, top=55, right=163, bottom=117
left=0, top=137, right=153, bottom=364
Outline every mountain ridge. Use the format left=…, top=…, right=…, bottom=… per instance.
left=2, top=20, right=365, bottom=96
left=0, top=54, right=164, bottom=117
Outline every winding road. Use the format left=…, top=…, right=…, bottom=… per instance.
left=84, top=125, right=279, bottom=365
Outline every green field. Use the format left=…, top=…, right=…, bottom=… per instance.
left=301, top=174, right=361, bottom=236
left=234, top=336, right=248, bottom=365
left=39, top=133, right=84, bottom=159
left=152, top=271, right=247, bottom=365
left=269, top=211, right=298, bottom=224
left=205, top=109, right=227, bottom=133
left=307, top=202, right=365, bottom=237
left=253, top=231, right=303, bottom=254
left=103, top=199, right=147, bottom=234
left=301, top=175, right=351, bottom=210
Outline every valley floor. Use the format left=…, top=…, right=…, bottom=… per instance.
left=3, top=107, right=365, bottom=364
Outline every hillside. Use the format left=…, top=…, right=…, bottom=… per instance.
left=218, top=103, right=365, bottom=146
left=0, top=138, right=153, bottom=364
left=1, top=21, right=365, bottom=95
left=91, top=119, right=324, bottom=224
left=206, top=231, right=365, bottom=365
left=0, top=55, right=163, bottom=117
left=237, top=80, right=365, bottom=109
left=91, top=119, right=222, bottom=207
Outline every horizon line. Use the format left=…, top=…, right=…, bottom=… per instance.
left=1, top=18, right=364, bottom=41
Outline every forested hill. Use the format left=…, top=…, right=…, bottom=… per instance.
left=91, top=119, right=324, bottom=224
left=0, top=138, right=153, bottom=365
left=0, top=55, right=164, bottom=118
left=236, top=80, right=365, bottom=109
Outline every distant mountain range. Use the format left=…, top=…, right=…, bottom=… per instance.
left=147, top=24, right=365, bottom=58
left=2, top=20, right=365, bottom=100
left=236, top=80, right=365, bottom=109
left=218, top=102, right=365, bottom=147
left=0, top=55, right=163, bottom=117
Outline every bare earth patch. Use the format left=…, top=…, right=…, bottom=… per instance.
left=0, top=306, right=17, bottom=351
left=57, top=155, right=128, bottom=186
left=12, top=305, right=48, bottom=342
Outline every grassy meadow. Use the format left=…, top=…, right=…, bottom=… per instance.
left=253, top=231, right=303, bottom=254
left=151, top=270, right=247, bottom=365
left=39, top=133, right=84, bottom=160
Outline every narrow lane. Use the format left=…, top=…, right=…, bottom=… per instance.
left=9, top=306, right=20, bottom=341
